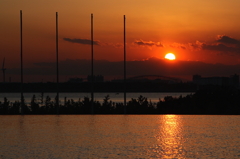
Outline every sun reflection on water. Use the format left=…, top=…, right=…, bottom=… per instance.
left=151, top=115, right=185, bottom=158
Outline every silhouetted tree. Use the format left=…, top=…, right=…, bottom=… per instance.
left=39, top=92, right=44, bottom=106
left=44, top=96, right=54, bottom=114
left=20, top=96, right=30, bottom=114
left=3, top=97, right=9, bottom=114
left=101, top=95, right=113, bottom=114
left=31, top=95, right=39, bottom=114
left=82, top=97, right=91, bottom=114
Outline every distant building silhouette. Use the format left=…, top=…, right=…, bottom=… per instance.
left=87, top=75, right=104, bottom=82
left=193, top=74, right=239, bottom=87
left=111, top=75, right=182, bottom=83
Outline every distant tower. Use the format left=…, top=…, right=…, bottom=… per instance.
left=2, top=57, right=6, bottom=83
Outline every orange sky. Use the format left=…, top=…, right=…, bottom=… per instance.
left=1, top=0, right=240, bottom=82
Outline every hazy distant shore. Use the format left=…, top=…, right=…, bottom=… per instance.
left=0, top=82, right=198, bottom=93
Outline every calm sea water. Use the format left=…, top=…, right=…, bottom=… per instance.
left=0, top=92, right=192, bottom=104
left=0, top=115, right=240, bottom=158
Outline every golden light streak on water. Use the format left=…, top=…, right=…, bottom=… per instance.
left=151, top=115, right=185, bottom=158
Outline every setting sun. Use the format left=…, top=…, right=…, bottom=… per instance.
left=165, top=53, right=176, bottom=60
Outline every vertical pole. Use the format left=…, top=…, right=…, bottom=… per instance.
left=124, top=15, right=127, bottom=114
left=56, top=12, right=59, bottom=114
left=3, top=69, right=5, bottom=83
left=3, top=57, right=5, bottom=83
left=20, top=10, right=24, bottom=115
left=91, top=13, right=94, bottom=114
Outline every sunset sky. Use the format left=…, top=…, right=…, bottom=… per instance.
left=1, top=0, right=240, bottom=82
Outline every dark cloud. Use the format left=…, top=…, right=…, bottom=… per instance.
left=216, top=35, right=240, bottom=44
left=63, top=38, right=99, bottom=45
left=194, top=35, right=240, bottom=54
left=101, top=42, right=123, bottom=48
left=202, top=43, right=239, bottom=52
left=180, top=46, right=186, bottom=49
left=134, top=39, right=155, bottom=46
left=167, top=35, right=240, bottom=54
left=113, top=43, right=124, bottom=48
left=188, top=41, right=203, bottom=50
left=134, top=39, right=163, bottom=47
left=156, top=43, right=164, bottom=47
left=170, top=43, right=186, bottom=49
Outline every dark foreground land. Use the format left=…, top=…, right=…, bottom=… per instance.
left=1, top=87, right=240, bottom=115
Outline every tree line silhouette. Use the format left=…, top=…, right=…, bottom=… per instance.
left=1, top=87, right=240, bottom=115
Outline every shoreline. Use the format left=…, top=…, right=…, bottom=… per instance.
left=1, top=88, right=240, bottom=115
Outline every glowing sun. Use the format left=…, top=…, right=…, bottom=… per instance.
left=165, top=53, right=176, bottom=60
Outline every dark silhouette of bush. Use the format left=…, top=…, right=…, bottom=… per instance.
left=127, top=95, right=155, bottom=114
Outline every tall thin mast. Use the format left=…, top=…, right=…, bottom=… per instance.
left=124, top=15, right=126, bottom=114
left=20, top=10, right=24, bottom=114
left=91, top=13, right=94, bottom=114
left=2, top=57, right=6, bottom=83
left=56, top=12, right=59, bottom=114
